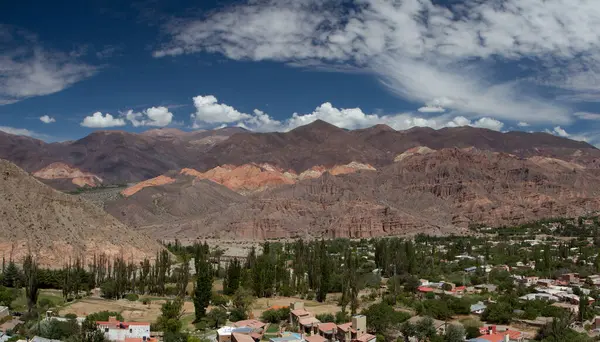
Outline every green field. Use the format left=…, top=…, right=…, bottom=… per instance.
left=11, top=289, right=66, bottom=312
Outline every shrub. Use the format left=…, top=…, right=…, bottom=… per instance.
left=141, top=298, right=152, bottom=305
left=211, top=293, right=229, bottom=307
left=315, top=313, right=335, bottom=323
left=261, top=308, right=290, bottom=323
left=125, top=294, right=139, bottom=302
left=64, top=313, right=78, bottom=320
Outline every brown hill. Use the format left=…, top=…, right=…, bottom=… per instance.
left=105, top=175, right=245, bottom=239
left=106, top=147, right=600, bottom=240
left=0, top=159, right=163, bottom=268
left=2, top=121, right=599, bottom=188
left=120, top=161, right=377, bottom=197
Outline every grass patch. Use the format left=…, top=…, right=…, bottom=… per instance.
left=266, top=324, right=279, bottom=334
left=11, top=289, right=67, bottom=312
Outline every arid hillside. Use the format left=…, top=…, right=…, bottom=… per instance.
left=0, top=159, right=163, bottom=268
left=106, top=147, right=600, bottom=240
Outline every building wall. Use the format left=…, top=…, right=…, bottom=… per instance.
left=0, top=307, right=9, bottom=319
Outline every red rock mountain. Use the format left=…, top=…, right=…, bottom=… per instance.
left=105, top=146, right=600, bottom=240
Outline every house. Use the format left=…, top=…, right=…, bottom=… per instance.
left=0, top=307, right=8, bottom=320
left=317, top=323, right=337, bottom=341
left=218, top=327, right=255, bottom=342
left=474, top=284, right=498, bottom=293
left=468, top=326, right=524, bottom=342
left=551, top=302, right=579, bottom=314
left=290, top=302, right=320, bottom=335
left=470, top=302, right=487, bottom=315
left=536, top=279, right=554, bottom=287
left=304, top=335, right=327, bottom=342
left=232, top=320, right=266, bottom=331
left=519, top=276, right=539, bottom=286
left=336, top=316, right=374, bottom=342
left=593, top=316, right=600, bottom=330
left=96, top=317, right=151, bottom=342
left=232, top=332, right=256, bottom=342
left=559, top=273, right=580, bottom=284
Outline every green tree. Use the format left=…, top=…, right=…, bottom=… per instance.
left=315, top=313, right=335, bottom=323
left=206, top=308, right=228, bottom=329
left=86, top=311, right=124, bottom=322
left=481, top=302, right=512, bottom=324
left=194, top=254, right=213, bottom=322
left=444, top=324, right=465, bottom=342
left=414, top=317, right=437, bottom=342
left=224, top=259, right=242, bottom=296
left=23, top=255, right=39, bottom=314
left=156, top=299, right=185, bottom=333
left=232, top=287, right=254, bottom=319
left=361, top=302, right=410, bottom=337
left=579, top=295, right=588, bottom=323
left=2, top=261, right=20, bottom=288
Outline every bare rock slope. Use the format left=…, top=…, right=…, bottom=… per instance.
left=107, top=148, right=600, bottom=240
left=0, top=159, right=162, bottom=267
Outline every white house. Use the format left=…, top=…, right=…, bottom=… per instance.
left=96, top=317, right=151, bottom=342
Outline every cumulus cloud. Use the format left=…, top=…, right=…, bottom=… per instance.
left=125, top=106, right=173, bottom=127
left=151, top=0, right=600, bottom=124
left=0, top=25, right=98, bottom=105
left=39, top=115, right=56, bottom=124
left=80, top=112, right=126, bottom=128
left=190, top=95, right=506, bottom=132
left=191, top=95, right=251, bottom=127
left=545, top=126, right=588, bottom=142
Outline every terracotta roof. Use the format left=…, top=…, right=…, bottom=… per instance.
left=233, top=320, right=266, bottom=329
left=291, top=309, right=311, bottom=317
left=418, top=286, right=435, bottom=292
left=337, top=323, right=352, bottom=332
left=476, top=330, right=523, bottom=342
left=304, top=335, right=327, bottom=342
left=318, top=322, right=337, bottom=333
left=299, top=317, right=321, bottom=326
left=232, top=333, right=255, bottom=342
left=355, top=333, right=376, bottom=342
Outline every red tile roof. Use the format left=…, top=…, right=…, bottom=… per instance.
left=304, top=335, right=327, bottom=342
left=318, top=322, right=337, bottom=333
left=418, top=286, right=435, bottom=292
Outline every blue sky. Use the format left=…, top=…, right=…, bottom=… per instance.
left=2, top=0, right=600, bottom=144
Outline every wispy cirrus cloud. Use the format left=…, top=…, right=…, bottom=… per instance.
left=0, top=25, right=98, bottom=105
left=153, top=0, right=600, bottom=127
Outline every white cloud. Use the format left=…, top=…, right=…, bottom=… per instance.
left=191, top=95, right=251, bottom=127
left=552, top=126, right=570, bottom=138
left=0, top=25, right=97, bottom=105
left=472, top=117, right=504, bottom=131
left=574, top=112, right=600, bottom=120
left=418, top=106, right=445, bottom=113
left=189, top=95, right=506, bottom=132
left=546, top=126, right=588, bottom=142
left=518, top=122, right=530, bottom=127
left=125, top=106, right=173, bottom=127
left=39, top=115, right=56, bottom=124
left=80, top=112, right=126, bottom=128
left=153, top=0, right=600, bottom=124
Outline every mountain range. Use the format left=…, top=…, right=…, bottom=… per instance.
left=3, top=120, right=600, bottom=244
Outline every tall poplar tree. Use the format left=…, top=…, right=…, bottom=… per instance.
left=194, top=249, right=213, bottom=322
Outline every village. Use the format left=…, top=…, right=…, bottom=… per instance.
left=1, top=218, right=600, bottom=342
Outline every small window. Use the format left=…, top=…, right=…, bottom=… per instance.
left=105, top=328, right=109, bottom=333
left=130, top=329, right=133, bottom=333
